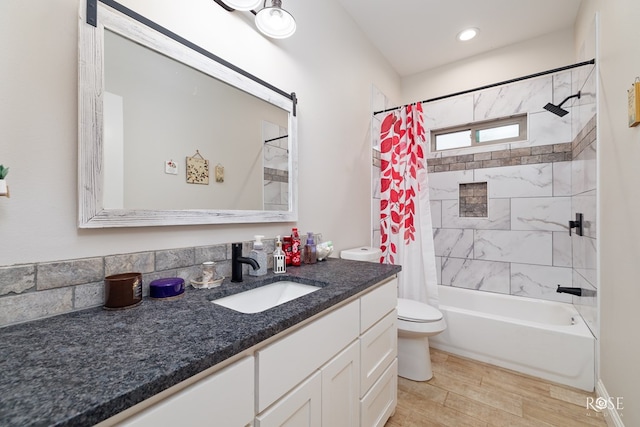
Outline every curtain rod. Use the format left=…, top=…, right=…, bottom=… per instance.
left=373, top=59, right=596, bottom=116
left=264, top=135, right=289, bottom=144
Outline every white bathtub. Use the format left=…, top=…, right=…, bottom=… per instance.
left=429, top=285, right=595, bottom=391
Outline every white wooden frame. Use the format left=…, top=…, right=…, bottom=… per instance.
left=78, top=1, right=298, bottom=228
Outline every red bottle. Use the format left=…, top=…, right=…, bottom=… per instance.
left=291, top=228, right=301, bottom=266
left=283, top=236, right=293, bottom=266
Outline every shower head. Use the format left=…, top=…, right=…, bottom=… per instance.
left=543, top=91, right=581, bottom=117
left=544, top=103, right=570, bottom=117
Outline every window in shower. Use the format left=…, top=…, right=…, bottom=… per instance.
left=432, top=114, right=527, bottom=152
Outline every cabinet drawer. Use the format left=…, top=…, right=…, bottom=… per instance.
left=257, top=300, right=359, bottom=412
left=360, top=310, right=397, bottom=397
left=360, top=278, right=397, bottom=334
left=121, top=356, right=254, bottom=427
left=360, top=358, right=397, bottom=427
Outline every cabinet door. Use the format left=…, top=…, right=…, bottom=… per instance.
left=321, top=341, right=360, bottom=427
left=360, top=310, right=397, bottom=397
left=121, top=356, right=254, bottom=427
left=256, top=371, right=321, bottom=427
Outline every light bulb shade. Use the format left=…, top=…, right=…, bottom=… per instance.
left=255, top=2, right=296, bottom=39
left=222, top=0, right=262, bottom=11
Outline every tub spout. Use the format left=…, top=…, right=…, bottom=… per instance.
left=556, top=286, right=582, bottom=296
left=556, top=285, right=596, bottom=297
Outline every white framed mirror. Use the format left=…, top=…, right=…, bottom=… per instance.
left=78, top=0, right=298, bottom=227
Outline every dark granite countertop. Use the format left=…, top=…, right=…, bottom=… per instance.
left=0, top=259, right=400, bottom=427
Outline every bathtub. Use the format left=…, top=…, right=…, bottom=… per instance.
left=429, top=285, right=595, bottom=391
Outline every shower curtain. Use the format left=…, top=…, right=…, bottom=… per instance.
left=379, top=103, right=439, bottom=307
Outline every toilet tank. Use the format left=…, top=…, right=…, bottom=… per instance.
left=340, top=247, right=382, bottom=262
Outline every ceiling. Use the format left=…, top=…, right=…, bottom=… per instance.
left=335, top=0, right=584, bottom=77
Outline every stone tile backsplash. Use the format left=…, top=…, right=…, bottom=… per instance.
left=0, top=265, right=35, bottom=296
left=0, top=240, right=275, bottom=328
left=37, top=258, right=103, bottom=290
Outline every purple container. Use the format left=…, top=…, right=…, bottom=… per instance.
left=149, top=277, right=185, bottom=299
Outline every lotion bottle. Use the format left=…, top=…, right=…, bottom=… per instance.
left=273, top=235, right=287, bottom=274
left=303, top=232, right=317, bottom=264
left=248, top=235, right=267, bottom=276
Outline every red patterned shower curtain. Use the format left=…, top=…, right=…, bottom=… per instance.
left=379, top=103, right=439, bottom=305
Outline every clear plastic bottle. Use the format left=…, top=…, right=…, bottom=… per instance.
left=248, top=235, right=268, bottom=276
left=303, top=232, right=317, bottom=264
left=273, top=235, right=287, bottom=274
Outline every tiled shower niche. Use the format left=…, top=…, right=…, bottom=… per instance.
left=459, top=182, right=488, bottom=217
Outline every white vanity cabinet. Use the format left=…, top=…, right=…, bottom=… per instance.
left=112, top=277, right=398, bottom=427
left=256, top=278, right=398, bottom=427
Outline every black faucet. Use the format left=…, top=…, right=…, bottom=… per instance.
left=556, top=285, right=596, bottom=297
left=231, top=242, right=259, bottom=282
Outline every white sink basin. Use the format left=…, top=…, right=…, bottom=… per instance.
left=211, top=281, right=321, bottom=314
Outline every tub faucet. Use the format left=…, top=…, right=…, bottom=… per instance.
left=556, top=285, right=596, bottom=297
left=231, top=242, right=259, bottom=282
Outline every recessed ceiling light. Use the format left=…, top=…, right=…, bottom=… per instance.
left=457, top=28, right=479, bottom=42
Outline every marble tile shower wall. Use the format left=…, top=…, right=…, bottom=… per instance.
left=0, top=240, right=274, bottom=327
left=371, top=67, right=597, bottom=311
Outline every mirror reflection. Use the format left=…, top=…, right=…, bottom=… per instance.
left=262, top=120, right=289, bottom=211
left=103, top=30, right=289, bottom=211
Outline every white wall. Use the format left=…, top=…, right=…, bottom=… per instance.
left=0, top=0, right=400, bottom=266
left=400, top=29, right=576, bottom=104
left=576, top=1, right=640, bottom=424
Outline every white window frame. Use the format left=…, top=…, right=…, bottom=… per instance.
left=431, top=114, right=528, bottom=152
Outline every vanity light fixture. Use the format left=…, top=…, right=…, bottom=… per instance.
left=215, top=0, right=296, bottom=39
left=457, top=27, right=479, bottom=42
left=255, top=0, right=296, bottom=39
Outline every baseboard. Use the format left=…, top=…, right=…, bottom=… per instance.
left=596, top=379, right=625, bottom=427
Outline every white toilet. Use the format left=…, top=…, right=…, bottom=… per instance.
left=340, top=246, right=446, bottom=381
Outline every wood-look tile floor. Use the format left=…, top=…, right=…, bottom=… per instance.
left=385, top=349, right=608, bottom=427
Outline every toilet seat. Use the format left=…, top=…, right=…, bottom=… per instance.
left=397, top=298, right=443, bottom=322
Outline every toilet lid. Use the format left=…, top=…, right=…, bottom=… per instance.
left=397, top=298, right=443, bottom=322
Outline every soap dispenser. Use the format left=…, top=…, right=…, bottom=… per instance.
left=303, top=232, right=317, bottom=264
left=273, top=236, right=287, bottom=274
left=248, top=235, right=267, bottom=276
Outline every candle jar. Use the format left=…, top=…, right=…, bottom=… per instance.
left=202, top=261, right=216, bottom=284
